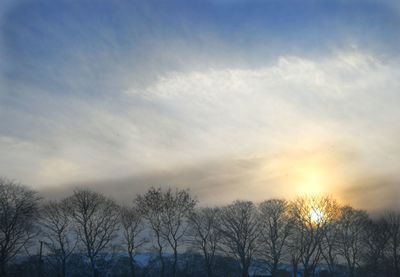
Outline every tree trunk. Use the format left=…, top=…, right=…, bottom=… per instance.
left=61, top=258, right=66, bottom=277
left=271, top=261, right=278, bottom=277
left=292, top=261, right=298, bottom=277
left=241, top=263, right=250, bottom=277
left=303, top=260, right=315, bottom=277
left=303, top=262, right=309, bottom=277
left=89, top=256, right=98, bottom=277
left=0, top=261, right=7, bottom=277
left=203, top=248, right=213, bottom=277
left=349, top=267, right=354, bottom=277
left=394, top=241, right=399, bottom=277
left=206, top=266, right=213, bottom=277
left=158, top=248, right=165, bottom=277
left=325, top=249, right=336, bottom=275
left=347, top=259, right=355, bottom=277
left=128, top=252, right=136, bottom=277
left=172, top=247, right=178, bottom=277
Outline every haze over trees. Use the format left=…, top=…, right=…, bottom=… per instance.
left=0, top=177, right=399, bottom=277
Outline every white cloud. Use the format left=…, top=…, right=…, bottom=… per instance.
left=2, top=50, right=400, bottom=205
left=123, top=50, right=400, bottom=175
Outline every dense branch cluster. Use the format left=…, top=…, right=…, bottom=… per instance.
left=0, top=177, right=399, bottom=277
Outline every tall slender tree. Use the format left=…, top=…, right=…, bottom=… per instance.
left=337, top=206, right=369, bottom=277
left=67, top=189, right=119, bottom=277
left=41, top=199, right=76, bottom=277
left=136, top=188, right=166, bottom=277
left=136, top=187, right=196, bottom=277
left=161, top=188, right=196, bottom=277
left=258, top=199, right=292, bottom=277
left=218, top=201, right=259, bottom=277
left=189, top=207, right=220, bottom=277
left=120, top=205, right=146, bottom=277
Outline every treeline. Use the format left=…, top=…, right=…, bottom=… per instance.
left=0, top=177, right=399, bottom=277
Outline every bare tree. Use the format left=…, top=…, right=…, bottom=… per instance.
left=161, top=188, right=196, bottom=277
left=320, top=212, right=341, bottom=275
left=337, top=206, right=369, bottom=277
left=120, top=205, right=147, bottom=277
left=257, top=199, right=292, bottom=277
left=67, top=189, right=119, bottom=277
left=287, top=227, right=302, bottom=277
left=136, top=187, right=196, bottom=277
left=0, top=178, right=40, bottom=277
left=382, top=211, right=400, bottom=276
left=136, top=188, right=166, bottom=277
left=289, top=196, right=340, bottom=277
left=189, top=207, right=220, bottom=277
left=362, top=217, right=390, bottom=276
left=218, top=201, right=259, bottom=277
left=40, top=199, right=76, bottom=277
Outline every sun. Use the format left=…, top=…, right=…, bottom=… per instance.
left=310, top=208, right=325, bottom=224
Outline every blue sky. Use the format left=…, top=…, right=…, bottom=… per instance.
left=1, top=0, right=400, bottom=210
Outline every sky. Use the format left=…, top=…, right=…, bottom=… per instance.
left=1, top=0, right=400, bottom=211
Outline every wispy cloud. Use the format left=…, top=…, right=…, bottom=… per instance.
left=1, top=0, right=400, bottom=210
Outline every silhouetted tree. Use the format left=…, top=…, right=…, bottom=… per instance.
left=136, top=188, right=166, bottom=277
left=1, top=176, right=399, bottom=277
left=136, top=187, right=196, bottom=277
left=120, top=205, right=146, bottom=277
left=161, top=188, right=196, bottom=277
left=257, top=199, right=292, bottom=277
left=320, top=209, right=341, bottom=276
left=382, top=211, right=400, bottom=276
left=337, top=206, right=369, bottom=277
left=362, top=218, right=390, bottom=276
left=218, top=201, right=259, bottom=277
left=67, top=189, right=119, bottom=277
left=0, top=178, right=40, bottom=277
left=189, top=207, right=220, bottom=277
left=289, top=196, right=339, bottom=277
left=40, top=199, right=76, bottom=277
left=287, top=225, right=302, bottom=277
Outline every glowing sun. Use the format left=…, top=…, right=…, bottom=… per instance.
left=310, top=208, right=325, bottom=224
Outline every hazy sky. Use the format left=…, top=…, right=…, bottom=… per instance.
left=1, top=0, right=400, bottom=211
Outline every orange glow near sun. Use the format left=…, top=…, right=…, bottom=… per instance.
left=292, top=164, right=330, bottom=197
left=256, top=143, right=349, bottom=204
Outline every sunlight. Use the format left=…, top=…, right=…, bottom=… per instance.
left=310, top=208, right=325, bottom=224
left=293, top=168, right=328, bottom=197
